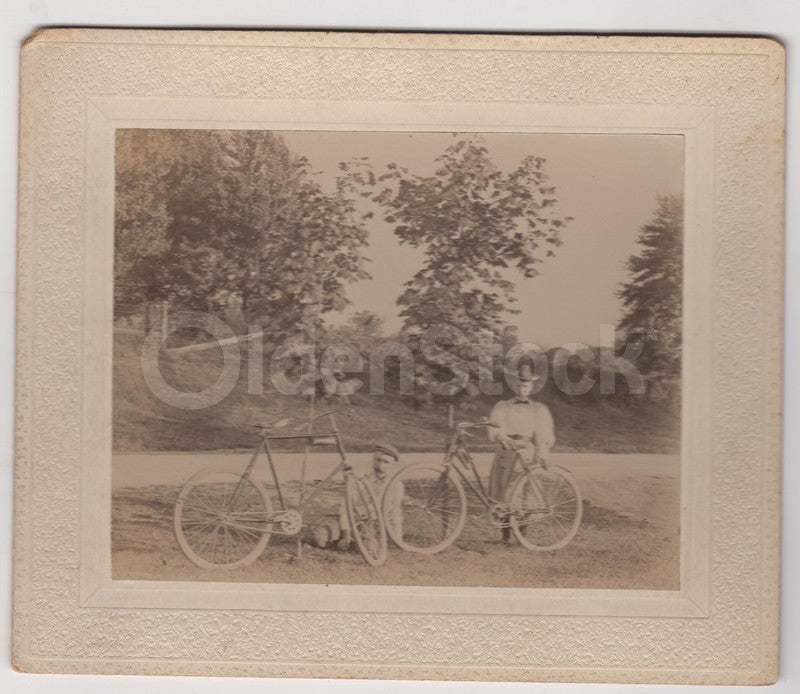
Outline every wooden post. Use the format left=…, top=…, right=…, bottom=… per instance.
left=161, top=300, right=169, bottom=338
left=296, top=393, right=315, bottom=561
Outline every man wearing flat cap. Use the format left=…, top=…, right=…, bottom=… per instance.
left=310, top=441, right=403, bottom=550
left=487, top=362, right=555, bottom=541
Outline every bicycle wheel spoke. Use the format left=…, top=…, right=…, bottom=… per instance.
left=345, top=478, right=386, bottom=566
left=225, top=523, right=237, bottom=562
left=195, top=525, right=218, bottom=561
left=546, top=488, right=572, bottom=507
left=181, top=518, right=214, bottom=527
left=184, top=520, right=217, bottom=542
left=180, top=508, right=216, bottom=523
left=229, top=523, right=258, bottom=553
left=549, top=497, right=577, bottom=508
left=509, top=469, right=582, bottom=550
left=382, top=464, right=467, bottom=554
left=180, top=501, right=220, bottom=517
left=195, top=487, right=227, bottom=514
left=228, top=521, right=265, bottom=537
left=175, top=470, right=273, bottom=568
left=182, top=489, right=222, bottom=513
left=227, top=508, right=268, bottom=517
left=424, top=503, right=461, bottom=515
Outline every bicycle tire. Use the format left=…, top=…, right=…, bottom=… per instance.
left=382, top=463, right=467, bottom=554
left=344, top=475, right=387, bottom=566
left=508, top=465, right=582, bottom=550
left=174, top=466, right=273, bottom=568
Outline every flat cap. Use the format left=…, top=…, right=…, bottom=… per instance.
left=374, top=442, right=400, bottom=461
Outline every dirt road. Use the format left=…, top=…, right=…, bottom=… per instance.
left=112, top=451, right=679, bottom=589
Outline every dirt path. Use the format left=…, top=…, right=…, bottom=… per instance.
left=112, top=452, right=679, bottom=589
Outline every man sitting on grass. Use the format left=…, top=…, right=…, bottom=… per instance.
left=309, top=442, right=402, bottom=550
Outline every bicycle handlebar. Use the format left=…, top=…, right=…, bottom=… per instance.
left=456, top=420, right=501, bottom=431
left=252, top=409, right=341, bottom=434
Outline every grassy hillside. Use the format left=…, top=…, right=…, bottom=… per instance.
left=113, top=332, right=679, bottom=454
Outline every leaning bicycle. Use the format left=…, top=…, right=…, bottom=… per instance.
left=173, top=409, right=387, bottom=568
left=382, top=420, right=582, bottom=554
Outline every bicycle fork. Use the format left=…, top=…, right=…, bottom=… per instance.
left=515, top=466, right=549, bottom=515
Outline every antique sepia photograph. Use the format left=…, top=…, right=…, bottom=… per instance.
left=14, top=29, right=784, bottom=684
left=112, top=128, right=684, bottom=589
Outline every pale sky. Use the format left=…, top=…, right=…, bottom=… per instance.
left=280, top=131, right=683, bottom=348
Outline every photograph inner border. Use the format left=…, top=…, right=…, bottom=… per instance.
left=83, top=95, right=713, bottom=619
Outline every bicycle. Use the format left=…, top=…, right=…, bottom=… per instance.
left=173, top=409, right=387, bottom=568
left=382, top=420, right=582, bottom=554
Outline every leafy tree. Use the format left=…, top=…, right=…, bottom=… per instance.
left=353, top=136, right=572, bottom=405
left=617, top=194, right=683, bottom=396
left=366, top=137, right=572, bottom=337
left=114, top=130, right=179, bottom=311
left=115, top=130, right=371, bottom=331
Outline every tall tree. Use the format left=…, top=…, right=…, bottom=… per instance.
left=114, top=129, right=180, bottom=311
left=115, top=130, right=371, bottom=330
left=354, top=136, right=572, bottom=404
left=617, top=194, right=683, bottom=395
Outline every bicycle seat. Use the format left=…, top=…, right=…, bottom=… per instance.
left=252, top=417, right=291, bottom=431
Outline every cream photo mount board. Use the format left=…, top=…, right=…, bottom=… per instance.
left=14, top=29, right=784, bottom=684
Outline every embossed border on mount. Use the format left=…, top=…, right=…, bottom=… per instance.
left=13, top=30, right=784, bottom=684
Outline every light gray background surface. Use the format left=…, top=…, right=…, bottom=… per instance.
left=1, top=1, right=797, bottom=692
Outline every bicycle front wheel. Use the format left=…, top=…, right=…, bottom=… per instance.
left=383, top=463, right=467, bottom=554
left=509, top=466, right=582, bottom=550
left=174, top=467, right=273, bottom=569
left=345, top=475, right=387, bottom=567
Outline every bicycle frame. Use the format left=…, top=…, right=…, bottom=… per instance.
left=381, top=422, right=581, bottom=554
left=229, top=410, right=354, bottom=526
left=442, top=429, right=546, bottom=514
left=174, top=407, right=389, bottom=568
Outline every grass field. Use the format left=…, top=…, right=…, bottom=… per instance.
left=113, top=332, right=679, bottom=454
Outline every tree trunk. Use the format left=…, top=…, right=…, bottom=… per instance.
left=161, top=300, right=169, bottom=337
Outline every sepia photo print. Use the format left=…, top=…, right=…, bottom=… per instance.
left=112, top=128, right=684, bottom=590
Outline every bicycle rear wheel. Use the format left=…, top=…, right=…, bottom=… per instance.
left=383, top=463, right=467, bottom=554
left=174, top=467, right=273, bottom=568
left=508, top=466, right=582, bottom=550
left=344, top=475, right=387, bottom=566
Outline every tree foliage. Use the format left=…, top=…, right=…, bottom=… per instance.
left=331, top=310, right=387, bottom=354
left=114, top=130, right=370, bottom=330
left=356, top=137, right=571, bottom=337
left=114, top=130, right=175, bottom=309
left=346, top=136, right=572, bottom=404
left=617, top=194, right=683, bottom=393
